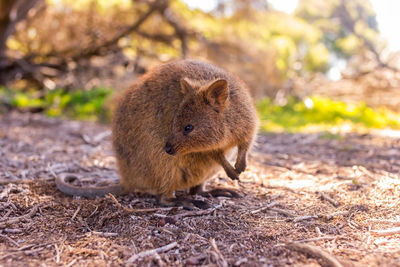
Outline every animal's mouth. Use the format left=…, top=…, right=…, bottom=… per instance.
left=165, top=142, right=183, bottom=156
left=165, top=142, right=188, bottom=156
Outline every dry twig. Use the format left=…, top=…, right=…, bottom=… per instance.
left=251, top=201, right=279, bottom=214
left=91, top=231, right=118, bottom=237
left=152, top=252, right=166, bottom=267
left=0, top=233, right=19, bottom=247
left=286, top=242, right=343, bottom=267
left=185, top=254, right=207, bottom=265
left=108, top=193, right=172, bottom=213
left=209, top=238, right=228, bottom=267
left=2, top=210, right=12, bottom=220
left=88, top=205, right=99, bottom=218
left=324, top=211, right=350, bottom=220
left=171, top=206, right=221, bottom=220
left=319, top=192, right=340, bottom=207
left=54, top=244, right=61, bottom=264
left=0, top=204, right=40, bottom=228
left=368, top=219, right=400, bottom=225
left=295, top=236, right=339, bottom=243
left=127, top=241, right=178, bottom=263
left=293, top=215, right=319, bottom=222
left=0, top=246, right=46, bottom=260
left=234, top=258, right=248, bottom=266
left=370, top=227, right=400, bottom=236
left=2, top=228, right=22, bottom=234
left=71, top=205, right=81, bottom=221
left=315, top=227, right=322, bottom=236
left=65, top=259, right=77, bottom=267
left=270, top=208, right=295, bottom=217
left=0, top=180, right=35, bottom=186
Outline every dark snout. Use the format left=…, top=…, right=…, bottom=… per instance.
left=164, top=141, right=176, bottom=155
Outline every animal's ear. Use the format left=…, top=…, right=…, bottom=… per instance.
left=202, top=79, right=229, bottom=110
left=180, top=78, right=193, bottom=94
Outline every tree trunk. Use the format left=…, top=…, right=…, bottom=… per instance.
left=0, top=0, right=14, bottom=67
left=0, top=0, right=44, bottom=67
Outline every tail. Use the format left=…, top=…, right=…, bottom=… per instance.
left=55, top=173, right=124, bottom=198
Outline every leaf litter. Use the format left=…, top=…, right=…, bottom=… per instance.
left=0, top=111, right=400, bottom=266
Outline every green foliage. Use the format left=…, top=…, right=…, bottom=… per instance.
left=3, top=0, right=382, bottom=98
left=3, top=86, right=400, bottom=133
left=296, top=0, right=378, bottom=59
left=335, top=34, right=363, bottom=55
left=169, top=1, right=332, bottom=83
left=0, top=87, right=112, bottom=121
left=257, top=96, right=400, bottom=132
left=304, top=43, right=330, bottom=72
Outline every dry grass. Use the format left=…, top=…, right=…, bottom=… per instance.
left=1, top=112, right=400, bottom=266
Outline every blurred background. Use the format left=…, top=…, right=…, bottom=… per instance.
left=1, top=0, right=400, bottom=132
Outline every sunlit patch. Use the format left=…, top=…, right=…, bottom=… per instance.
left=370, top=174, right=400, bottom=208
left=266, top=178, right=316, bottom=190
left=303, top=97, right=314, bottom=109
left=372, top=129, right=400, bottom=138
left=257, top=96, right=400, bottom=133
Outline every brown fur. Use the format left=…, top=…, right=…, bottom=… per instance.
left=56, top=60, right=258, bottom=204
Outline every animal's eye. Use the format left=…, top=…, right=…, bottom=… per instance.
left=184, top=124, right=194, bottom=134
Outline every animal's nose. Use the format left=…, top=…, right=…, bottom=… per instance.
left=164, top=142, right=175, bottom=155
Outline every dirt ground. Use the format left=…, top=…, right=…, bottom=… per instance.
left=0, top=111, right=399, bottom=267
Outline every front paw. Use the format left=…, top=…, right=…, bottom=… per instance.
left=235, top=161, right=246, bottom=174
left=226, top=168, right=240, bottom=180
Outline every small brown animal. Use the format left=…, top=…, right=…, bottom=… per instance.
left=56, top=60, right=258, bottom=208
